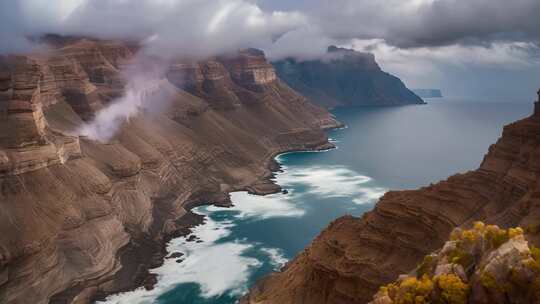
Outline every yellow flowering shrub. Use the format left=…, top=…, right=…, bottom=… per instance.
left=484, top=225, right=509, bottom=248
left=381, top=275, right=434, bottom=304
left=448, top=247, right=473, bottom=268
left=508, top=227, right=524, bottom=239
left=417, top=255, right=434, bottom=278
left=372, top=223, right=540, bottom=304
left=435, top=274, right=469, bottom=304
left=473, top=221, right=485, bottom=231
left=480, top=271, right=501, bottom=291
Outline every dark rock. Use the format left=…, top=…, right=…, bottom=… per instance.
left=186, top=235, right=197, bottom=242
left=167, top=252, right=184, bottom=259
left=273, top=46, right=424, bottom=108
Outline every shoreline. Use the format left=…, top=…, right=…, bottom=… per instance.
left=50, top=131, right=339, bottom=303
left=98, top=141, right=341, bottom=303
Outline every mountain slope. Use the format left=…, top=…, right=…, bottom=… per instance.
left=272, top=46, right=425, bottom=108
left=0, top=38, right=340, bottom=304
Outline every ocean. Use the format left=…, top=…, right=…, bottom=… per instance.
left=99, top=98, right=532, bottom=304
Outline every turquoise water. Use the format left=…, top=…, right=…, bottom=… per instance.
left=100, top=99, right=532, bottom=304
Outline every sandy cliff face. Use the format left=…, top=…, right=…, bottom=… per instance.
left=0, top=38, right=339, bottom=304
left=272, top=46, right=424, bottom=108
left=242, top=99, right=540, bottom=304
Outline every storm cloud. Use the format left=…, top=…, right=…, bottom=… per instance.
left=0, top=0, right=307, bottom=59
left=2, top=0, right=540, bottom=98
left=3, top=0, right=540, bottom=55
left=262, top=0, right=540, bottom=49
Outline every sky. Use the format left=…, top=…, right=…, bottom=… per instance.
left=1, top=0, right=540, bottom=100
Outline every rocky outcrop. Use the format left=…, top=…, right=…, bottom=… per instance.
left=369, top=223, right=540, bottom=304
left=0, top=55, right=82, bottom=176
left=0, top=37, right=340, bottom=304
left=165, top=48, right=333, bottom=118
left=242, top=95, right=540, bottom=304
left=272, top=46, right=424, bottom=108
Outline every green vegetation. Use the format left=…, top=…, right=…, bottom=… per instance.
left=378, top=275, right=434, bottom=304
left=377, top=273, right=468, bottom=304
left=436, top=274, right=470, bottom=304
left=417, top=255, right=435, bottom=278
left=480, top=271, right=500, bottom=291
left=372, top=222, right=540, bottom=303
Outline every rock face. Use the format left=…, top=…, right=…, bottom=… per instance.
left=242, top=96, right=540, bottom=303
left=0, top=37, right=340, bottom=304
left=369, top=223, right=540, bottom=304
left=272, top=46, right=425, bottom=108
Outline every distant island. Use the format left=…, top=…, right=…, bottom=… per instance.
left=412, top=89, right=443, bottom=98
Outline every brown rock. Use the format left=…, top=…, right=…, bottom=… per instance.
left=0, top=36, right=340, bottom=304
left=243, top=95, right=540, bottom=304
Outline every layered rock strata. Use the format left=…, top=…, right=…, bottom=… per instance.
left=242, top=95, right=540, bottom=303
left=0, top=38, right=339, bottom=304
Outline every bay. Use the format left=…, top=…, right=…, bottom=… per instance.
left=100, top=98, right=532, bottom=304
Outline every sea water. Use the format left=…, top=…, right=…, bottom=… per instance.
left=100, top=98, right=532, bottom=304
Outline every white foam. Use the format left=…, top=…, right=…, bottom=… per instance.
left=352, top=187, right=387, bottom=204
left=98, top=188, right=305, bottom=304
left=207, top=191, right=305, bottom=220
left=98, top=214, right=260, bottom=303
left=99, top=154, right=384, bottom=303
left=277, top=165, right=386, bottom=203
left=260, top=247, right=288, bottom=270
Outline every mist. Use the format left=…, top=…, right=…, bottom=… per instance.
left=2, top=0, right=540, bottom=107
left=77, top=55, right=170, bottom=142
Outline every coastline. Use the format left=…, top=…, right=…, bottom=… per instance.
left=51, top=130, right=339, bottom=304
left=240, top=104, right=540, bottom=304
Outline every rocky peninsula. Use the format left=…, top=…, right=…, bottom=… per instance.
left=273, top=46, right=424, bottom=108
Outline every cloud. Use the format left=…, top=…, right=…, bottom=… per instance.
left=4, top=0, right=540, bottom=59
left=1, top=0, right=307, bottom=59
left=346, top=39, right=540, bottom=98
left=286, top=0, right=540, bottom=49
left=3, top=0, right=540, bottom=98
left=76, top=56, right=171, bottom=142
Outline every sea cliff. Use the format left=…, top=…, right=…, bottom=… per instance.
left=273, top=46, right=424, bottom=108
left=242, top=95, right=540, bottom=303
left=0, top=37, right=340, bottom=304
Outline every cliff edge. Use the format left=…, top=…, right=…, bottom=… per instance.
left=0, top=37, right=340, bottom=304
left=272, top=46, right=425, bottom=108
left=242, top=93, right=540, bottom=303
left=370, top=223, right=540, bottom=304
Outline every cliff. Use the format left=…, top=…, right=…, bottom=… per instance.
left=0, top=37, right=340, bottom=304
left=272, top=46, right=425, bottom=108
left=369, top=223, right=540, bottom=304
left=242, top=96, right=540, bottom=303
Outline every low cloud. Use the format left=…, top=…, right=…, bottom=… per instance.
left=1, top=0, right=307, bottom=60
left=4, top=0, right=540, bottom=60
left=277, top=0, right=540, bottom=49
left=76, top=56, right=170, bottom=142
left=2, top=0, right=540, bottom=98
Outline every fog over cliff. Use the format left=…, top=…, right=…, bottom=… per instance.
left=2, top=0, right=540, bottom=98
